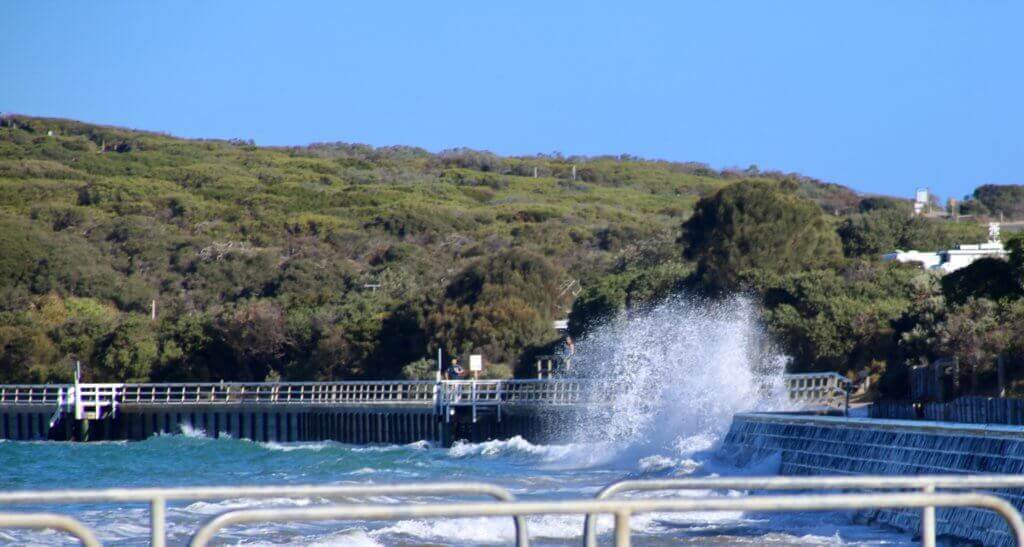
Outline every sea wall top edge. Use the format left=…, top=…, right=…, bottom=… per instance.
left=735, top=411, right=1024, bottom=439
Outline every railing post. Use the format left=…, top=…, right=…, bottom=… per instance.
left=922, top=484, right=936, bottom=547
left=497, top=381, right=503, bottom=422
left=614, top=510, right=631, bottom=547
left=151, top=496, right=166, bottom=547
left=471, top=381, right=477, bottom=423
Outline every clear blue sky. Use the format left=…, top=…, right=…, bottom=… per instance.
left=3, top=2, right=1022, bottom=200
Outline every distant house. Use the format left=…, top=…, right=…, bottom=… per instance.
left=882, top=223, right=1008, bottom=274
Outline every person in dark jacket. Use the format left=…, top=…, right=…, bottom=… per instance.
left=444, top=357, right=466, bottom=380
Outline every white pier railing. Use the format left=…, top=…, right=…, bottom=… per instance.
left=784, top=372, right=852, bottom=410
left=119, top=381, right=439, bottom=404
left=0, top=375, right=850, bottom=422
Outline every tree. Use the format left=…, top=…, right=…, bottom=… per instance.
left=400, top=358, right=436, bottom=380
left=0, top=323, right=60, bottom=382
left=96, top=316, right=158, bottom=381
left=838, top=208, right=987, bottom=258
left=762, top=262, right=919, bottom=375
left=974, top=184, right=1024, bottom=219
left=681, top=181, right=843, bottom=292
left=837, top=208, right=906, bottom=257
left=941, top=258, right=1019, bottom=305
left=938, top=298, right=1008, bottom=394
left=429, top=250, right=566, bottom=368
left=567, top=262, right=691, bottom=339
left=214, top=300, right=289, bottom=380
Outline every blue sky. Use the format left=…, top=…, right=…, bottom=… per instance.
left=3, top=2, right=1022, bottom=200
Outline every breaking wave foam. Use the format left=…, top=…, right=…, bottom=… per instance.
left=560, top=295, right=788, bottom=469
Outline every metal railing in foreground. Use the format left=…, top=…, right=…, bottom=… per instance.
left=189, top=492, right=1024, bottom=547
left=0, top=482, right=525, bottom=547
left=583, top=474, right=1024, bottom=547
left=0, top=512, right=101, bottom=547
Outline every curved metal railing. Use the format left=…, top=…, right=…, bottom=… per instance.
left=0, top=482, right=525, bottom=547
left=4, top=475, right=1024, bottom=545
left=189, top=491, right=1024, bottom=547
left=582, top=474, right=1024, bottom=547
left=0, top=512, right=101, bottom=547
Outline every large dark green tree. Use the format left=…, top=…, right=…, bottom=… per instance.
left=681, top=181, right=843, bottom=292
left=974, top=184, right=1024, bottom=219
left=427, top=249, right=567, bottom=367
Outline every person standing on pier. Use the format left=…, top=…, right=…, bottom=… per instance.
left=444, top=357, right=466, bottom=380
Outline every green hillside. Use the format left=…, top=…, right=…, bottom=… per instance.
left=0, top=115, right=1009, bottom=395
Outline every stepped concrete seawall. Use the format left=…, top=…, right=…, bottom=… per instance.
left=720, top=412, right=1024, bottom=545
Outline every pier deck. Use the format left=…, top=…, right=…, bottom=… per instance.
left=0, top=379, right=587, bottom=444
left=0, top=373, right=844, bottom=444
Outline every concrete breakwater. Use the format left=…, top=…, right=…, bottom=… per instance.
left=720, top=412, right=1024, bottom=545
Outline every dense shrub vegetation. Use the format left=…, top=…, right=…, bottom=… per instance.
left=974, top=184, right=1024, bottom=219
left=0, top=115, right=1020, bottom=399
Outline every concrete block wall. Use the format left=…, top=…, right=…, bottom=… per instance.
left=720, top=413, right=1024, bottom=545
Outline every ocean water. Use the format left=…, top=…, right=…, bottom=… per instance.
left=0, top=298, right=914, bottom=545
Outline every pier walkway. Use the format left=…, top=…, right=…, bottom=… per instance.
left=0, top=373, right=845, bottom=444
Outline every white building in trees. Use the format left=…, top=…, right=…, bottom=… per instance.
left=883, top=223, right=1008, bottom=274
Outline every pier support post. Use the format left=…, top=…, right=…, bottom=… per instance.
left=255, top=412, right=264, bottom=442
left=268, top=412, right=278, bottom=442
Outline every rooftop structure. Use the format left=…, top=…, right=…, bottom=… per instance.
left=914, top=187, right=930, bottom=215
left=882, top=222, right=1007, bottom=274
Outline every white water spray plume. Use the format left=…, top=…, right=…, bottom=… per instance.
left=557, top=295, right=788, bottom=467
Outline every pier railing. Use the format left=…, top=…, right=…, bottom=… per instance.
left=119, top=381, right=439, bottom=404
left=784, top=372, right=852, bottom=410
left=0, top=375, right=848, bottom=420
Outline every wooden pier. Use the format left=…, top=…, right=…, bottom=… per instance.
left=0, top=374, right=843, bottom=445
left=0, top=380, right=583, bottom=445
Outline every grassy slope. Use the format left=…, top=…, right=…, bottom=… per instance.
left=0, top=114, right=861, bottom=381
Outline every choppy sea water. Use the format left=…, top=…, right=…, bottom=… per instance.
left=0, top=433, right=913, bottom=546
left=0, top=297, right=914, bottom=545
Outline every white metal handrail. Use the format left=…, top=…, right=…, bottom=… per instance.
left=583, top=474, right=1024, bottom=547
left=439, top=380, right=586, bottom=405
left=3, top=477, right=1024, bottom=546
left=0, top=512, right=101, bottom=547
left=0, top=482, right=525, bottom=547
left=0, top=376, right=840, bottom=417
left=118, top=381, right=440, bottom=404
left=189, top=491, right=1024, bottom=547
